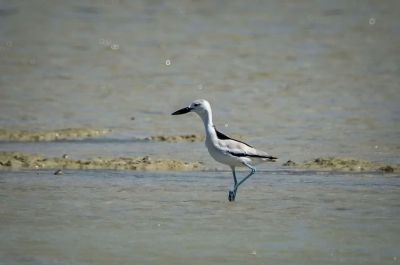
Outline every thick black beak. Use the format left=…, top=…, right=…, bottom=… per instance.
left=171, top=107, right=192, bottom=115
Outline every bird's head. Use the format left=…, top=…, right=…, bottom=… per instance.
left=171, top=99, right=211, bottom=117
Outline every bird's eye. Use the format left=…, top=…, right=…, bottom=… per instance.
left=193, top=103, right=200, bottom=107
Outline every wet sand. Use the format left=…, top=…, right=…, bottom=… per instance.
left=0, top=151, right=202, bottom=171
left=0, top=128, right=206, bottom=143
left=144, top=134, right=204, bottom=142
left=1, top=151, right=398, bottom=173
left=0, top=128, right=111, bottom=142
left=143, top=133, right=244, bottom=143
left=291, top=157, right=400, bottom=173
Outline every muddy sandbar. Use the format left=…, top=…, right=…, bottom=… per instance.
left=144, top=134, right=204, bottom=142
left=144, top=133, right=245, bottom=143
left=0, top=128, right=112, bottom=142
left=0, top=151, right=203, bottom=171
left=291, top=157, right=399, bottom=173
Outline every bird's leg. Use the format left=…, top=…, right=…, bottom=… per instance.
left=231, top=166, right=238, bottom=187
left=228, top=166, right=237, bottom=201
left=233, top=163, right=256, bottom=195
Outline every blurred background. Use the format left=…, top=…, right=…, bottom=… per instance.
left=0, top=0, right=399, bottom=164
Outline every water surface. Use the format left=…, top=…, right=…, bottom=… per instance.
left=0, top=0, right=399, bottom=163
left=1, top=170, right=399, bottom=265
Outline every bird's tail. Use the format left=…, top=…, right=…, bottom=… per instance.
left=261, top=155, right=278, bottom=162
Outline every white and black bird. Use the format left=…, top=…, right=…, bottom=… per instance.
left=172, top=99, right=277, bottom=201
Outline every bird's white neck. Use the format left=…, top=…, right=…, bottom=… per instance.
left=198, top=109, right=217, bottom=141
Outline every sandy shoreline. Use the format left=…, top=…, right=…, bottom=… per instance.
left=0, top=129, right=206, bottom=143
left=0, top=151, right=203, bottom=171
left=0, top=128, right=112, bottom=142
left=143, top=134, right=245, bottom=143
left=0, top=151, right=398, bottom=173
left=0, top=128, right=398, bottom=173
left=143, top=134, right=204, bottom=142
left=287, top=157, right=399, bottom=173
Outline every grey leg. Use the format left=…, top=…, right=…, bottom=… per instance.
left=234, top=163, right=256, bottom=194
left=231, top=166, right=238, bottom=186
left=228, top=166, right=237, bottom=201
left=228, top=164, right=256, bottom=201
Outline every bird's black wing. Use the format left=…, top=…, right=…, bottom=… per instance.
left=214, top=127, right=253, bottom=148
left=227, top=151, right=277, bottom=160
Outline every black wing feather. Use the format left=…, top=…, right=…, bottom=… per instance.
left=215, top=128, right=253, bottom=148
left=228, top=151, right=277, bottom=160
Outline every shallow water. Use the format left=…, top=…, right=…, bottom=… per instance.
left=0, top=170, right=399, bottom=265
left=1, top=1, right=400, bottom=264
left=0, top=0, right=399, bottom=164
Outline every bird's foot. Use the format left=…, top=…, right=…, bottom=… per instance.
left=228, top=190, right=236, bottom=202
